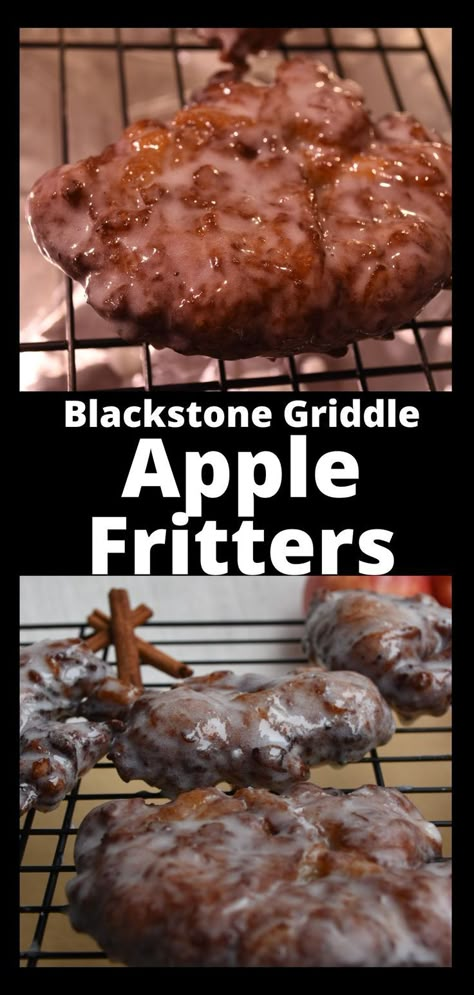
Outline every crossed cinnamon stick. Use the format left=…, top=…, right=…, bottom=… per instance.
left=84, top=588, right=193, bottom=686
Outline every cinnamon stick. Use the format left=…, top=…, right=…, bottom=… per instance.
left=83, top=630, right=110, bottom=653
left=86, top=605, right=153, bottom=649
left=86, top=604, right=153, bottom=651
left=90, top=607, right=193, bottom=679
left=136, top=641, right=193, bottom=680
left=109, top=589, right=142, bottom=689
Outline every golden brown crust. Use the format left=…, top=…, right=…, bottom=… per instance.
left=68, top=784, right=450, bottom=967
left=27, top=59, right=451, bottom=360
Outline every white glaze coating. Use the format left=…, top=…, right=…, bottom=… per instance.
left=20, top=718, right=110, bottom=815
left=304, top=590, right=452, bottom=718
left=20, top=640, right=138, bottom=813
left=27, top=58, right=451, bottom=359
left=68, top=784, right=450, bottom=967
left=110, top=668, right=395, bottom=795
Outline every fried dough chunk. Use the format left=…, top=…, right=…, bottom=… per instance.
left=20, top=640, right=138, bottom=813
left=109, top=668, right=394, bottom=795
left=28, top=59, right=451, bottom=359
left=68, top=784, right=450, bottom=967
left=304, top=589, right=451, bottom=718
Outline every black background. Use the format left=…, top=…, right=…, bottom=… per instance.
left=20, top=391, right=451, bottom=575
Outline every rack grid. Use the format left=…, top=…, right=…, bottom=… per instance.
left=20, top=616, right=452, bottom=967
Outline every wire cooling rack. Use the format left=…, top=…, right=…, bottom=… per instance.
left=19, top=27, right=452, bottom=392
left=19, top=616, right=452, bottom=967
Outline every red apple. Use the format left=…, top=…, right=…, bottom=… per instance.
left=431, top=576, right=452, bottom=608
left=303, top=575, right=432, bottom=614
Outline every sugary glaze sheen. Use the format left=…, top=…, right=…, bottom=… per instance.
left=109, top=669, right=395, bottom=795
left=304, top=590, right=452, bottom=719
left=68, top=784, right=451, bottom=967
left=27, top=59, right=451, bottom=360
left=20, top=640, right=138, bottom=813
left=195, top=28, right=289, bottom=65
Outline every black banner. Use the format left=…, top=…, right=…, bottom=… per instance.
left=20, top=391, right=451, bottom=575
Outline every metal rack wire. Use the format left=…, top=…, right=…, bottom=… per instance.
left=20, top=27, right=452, bottom=392
left=19, top=616, right=452, bottom=967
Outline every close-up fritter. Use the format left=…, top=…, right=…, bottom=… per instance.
left=109, top=668, right=395, bottom=794
left=20, top=640, right=138, bottom=813
left=304, top=589, right=452, bottom=718
left=27, top=58, right=451, bottom=360
left=67, top=784, right=451, bottom=967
